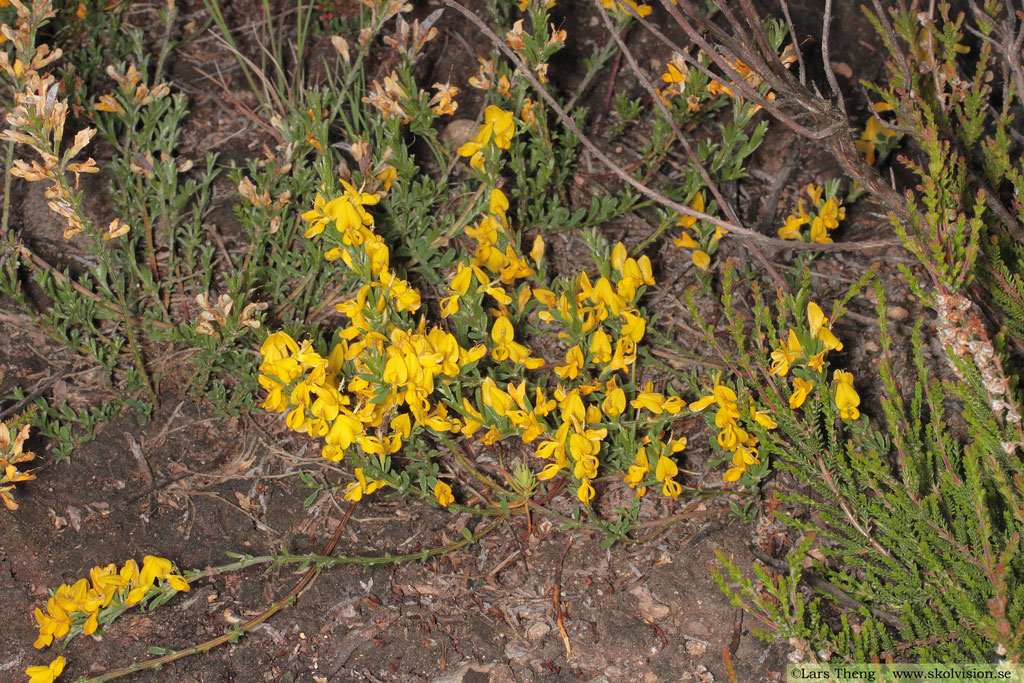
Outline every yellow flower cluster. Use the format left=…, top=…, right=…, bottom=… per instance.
left=441, top=188, right=535, bottom=317
left=599, top=0, right=652, bottom=18
left=706, top=46, right=795, bottom=104
left=262, top=105, right=683, bottom=508
left=689, top=375, right=776, bottom=482
left=25, top=657, right=63, bottom=683
left=623, top=434, right=688, bottom=498
left=32, top=556, right=188, bottom=649
left=457, top=105, right=515, bottom=170
left=262, top=174, right=488, bottom=504
left=478, top=244, right=657, bottom=504
left=777, top=183, right=846, bottom=244
left=0, top=419, right=35, bottom=511
left=768, top=302, right=860, bottom=419
left=855, top=102, right=899, bottom=165
left=673, top=191, right=725, bottom=270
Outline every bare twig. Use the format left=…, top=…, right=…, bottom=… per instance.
left=554, top=535, right=573, bottom=658
left=747, top=545, right=906, bottom=631
left=0, top=368, right=69, bottom=421
left=778, top=0, right=807, bottom=85
left=822, top=0, right=847, bottom=113
left=593, top=1, right=787, bottom=288
left=443, top=0, right=899, bottom=252
left=125, top=432, right=154, bottom=486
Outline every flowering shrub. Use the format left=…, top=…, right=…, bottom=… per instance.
left=258, top=120, right=697, bottom=506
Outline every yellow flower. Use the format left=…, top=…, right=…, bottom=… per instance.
left=807, top=302, right=827, bottom=338
left=617, top=256, right=654, bottom=301
left=723, top=446, right=759, bottom=482
left=805, top=183, right=823, bottom=208
left=433, top=480, right=454, bottom=507
left=777, top=200, right=809, bottom=240
left=673, top=231, right=698, bottom=248
left=481, top=377, right=514, bottom=417
left=833, top=370, right=861, bottom=420
left=33, top=601, right=70, bottom=649
left=689, top=374, right=738, bottom=413
left=554, top=345, right=584, bottom=380
left=602, top=379, right=626, bottom=417
left=808, top=302, right=843, bottom=351
left=676, top=191, right=704, bottom=229
left=809, top=216, right=831, bottom=244
left=807, top=351, right=826, bottom=373
left=589, top=329, right=613, bottom=365
left=655, top=455, right=681, bottom=498
left=624, top=446, right=650, bottom=497
left=692, top=250, right=711, bottom=270
left=789, top=376, right=814, bottom=409
left=490, top=315, right=528, bottom=364
left=818, top=197, right=845, bottom=230
left=530, top=235, right=545, bottom=263
left=26, top=656, right=65, bottom=683
left=456, top=106, right=515, bottom=168
left=631, top=381, right=665, bottom=414
left=856, top=104, right=898, bottom=165
left=576, top=478, right=595, bottom=505
left=749, top=406, right=778, bottom=429
left=260, top=331, right=300, bottom=365
left=769, top=329, right=803, bottom=377
left=612, top=316, right=641, bottom=348
left=662, top=60, right=687, bottom=85
left=344, top=468, right=387, bottom=501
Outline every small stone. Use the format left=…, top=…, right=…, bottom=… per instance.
left=685, top=639, right=707, bottom=656
left=864, top=340, right=880, bottom=353
left=441, top=119, right=477, bottom=146
left=887, top=306, right=909, bottom=320
left=525, top=622, right=550, bottom=642
left=682, top=621, right=711, bottom=638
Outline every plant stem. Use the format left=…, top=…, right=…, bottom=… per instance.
left=74, top=507, right=503, bottom=682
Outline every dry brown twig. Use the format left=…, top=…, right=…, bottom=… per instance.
left=654, top=0, right=917, bottom=226
left=592, top=0, right=787, bottom=288
left=442, top=0, right=901, bottom=253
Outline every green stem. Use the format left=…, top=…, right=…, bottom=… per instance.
left=73, top=514, right=504, bottom=683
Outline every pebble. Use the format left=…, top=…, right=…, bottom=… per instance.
left=525, top=622, right=550, bottom=642
left=887, top=305, right=910, bottom=320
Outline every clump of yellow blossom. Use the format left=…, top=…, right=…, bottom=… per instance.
left=777, top=183, right=846, bottom=244
left=600, top=0, right=652, bottom=18
left=855, top=102, right=900, bottom=165
left=766, top=302, right=860, bottom=420
left=688, top=374, right=772, bottom=482
left=457, top=105, right=515, bottom=170
left=0, top=419, right=35, bottom=511
left=32, top=555, right=189, bottom=649
left=261, top=120, right=690, bottom=510
left=25, top=656, right=63, bottom=683
left=673, top=191, right=727, bottom=271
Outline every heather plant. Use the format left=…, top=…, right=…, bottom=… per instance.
left=642, top=0, right=1024, bottom=666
